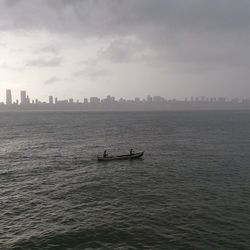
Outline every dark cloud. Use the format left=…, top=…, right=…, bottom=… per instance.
left=1, top=0, right=250, bottom=68
left=26, top=57, right=62, bottom=67
left=2, top=0, right=250, bottom=36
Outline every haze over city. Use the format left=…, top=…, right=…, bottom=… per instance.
left=1, top=0, right=250, bottom=102
left=1, top=88, right=250, bottom=111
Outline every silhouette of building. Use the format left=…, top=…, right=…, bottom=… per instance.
left=2, top=89, right=250, bottom=111
left=147, top=95, right=153, bottom=102
left=26, top=95, right=30, bottom=104
left=49, top=96, right=53, bottom=104
left=153, top=96, right=165, bottom=103
left=20, top=91, right=27, bottom=104
left=90, top=97, right=100, bottom=104
left=6, top=89, right=12, bottom=105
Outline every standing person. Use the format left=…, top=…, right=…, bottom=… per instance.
left=130, top=148, right=133, bottom=155
left=103, top=150, right=107, bottom=158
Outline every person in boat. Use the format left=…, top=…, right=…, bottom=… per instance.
left=103, top=150, right=107, bottom=158
left=130, top=148, right=133, bottom=155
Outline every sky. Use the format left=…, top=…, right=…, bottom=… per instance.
left=0, top=0, right=250, bottom=102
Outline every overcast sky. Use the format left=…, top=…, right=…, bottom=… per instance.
left=0, top=0, right=250, bottom=102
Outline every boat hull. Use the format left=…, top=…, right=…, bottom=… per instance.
left=97, top=151, right=144, bottom=161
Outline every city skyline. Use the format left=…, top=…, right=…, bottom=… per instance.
left=1, top=88, right=250, bottom=106
left=1, top=88, right=250, bottom=112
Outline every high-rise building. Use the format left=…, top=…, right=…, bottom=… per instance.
left=90, top=97, right=100, bottom=104
left=147, top=95, right=153, bottom=102
left=49, top=96, right=53, bottom=104
left=26, top=95, right=30, bottom=104
left=20, top=91, right=27, bottom=104
left=6, top=89, right=12, bottom=105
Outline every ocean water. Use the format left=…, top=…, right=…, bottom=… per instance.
left=0, top=111, right=250, bottom=250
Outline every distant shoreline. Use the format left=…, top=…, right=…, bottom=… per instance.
left=1, top=106, right=250, bottom=112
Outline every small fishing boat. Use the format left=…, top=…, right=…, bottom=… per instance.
left=97, top=151, right=144, bottom=161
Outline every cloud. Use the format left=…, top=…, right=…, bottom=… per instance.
left=75, top=58, right=108, bottom=78
left=4, top=0, right=23, bottom=7
left=98, top=37, right=155, bottom=64
left=78, top=58, right=99, bottom=67
left=73, top=68, right=108, bottom=78
left=2, top=0, right=250, bottom=37
left=0, top=63, right=24, bottom=71
left=44, top=76, right=59, bottom=85
left=1, top=0, right=250, bottom=101
left=1, top=0, right=250, bottom=68
left=26, top=57, right=62, bottom=67
left=35, top=45, right=60, bottom=55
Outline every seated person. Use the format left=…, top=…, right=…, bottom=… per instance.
left=103, top=150, right=107, bottom=157
left=130, top=148, right=133, bottom=155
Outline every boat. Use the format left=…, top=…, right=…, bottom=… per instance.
left=97, top=151, right=144, bottom=161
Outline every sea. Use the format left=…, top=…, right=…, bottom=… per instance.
left=0, top=111, right=250, bottom=250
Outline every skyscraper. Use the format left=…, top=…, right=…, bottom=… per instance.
left=26, top=95, right=30, bottom=104
left=49, top=96, right=53, bottom=104
left=20, top=91, right=27, bottom=104
left=6, top=89, right=12, bottom=105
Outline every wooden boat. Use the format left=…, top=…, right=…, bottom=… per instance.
left=97, top=151, right=144, bottom=161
